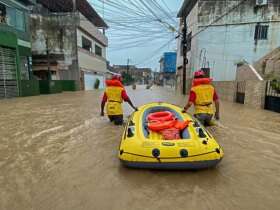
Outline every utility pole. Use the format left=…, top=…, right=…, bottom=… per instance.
left=182, top=17, right=188, bottom=95
left=73, top=0, right=76, bottom=12
left=46, top=37, right=51, bottom=80
left=126, top=58, right=130, bottom=75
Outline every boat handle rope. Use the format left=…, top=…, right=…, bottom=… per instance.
left=121, top=149, right=220, bottom=160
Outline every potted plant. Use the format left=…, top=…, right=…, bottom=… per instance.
left=94, top=78, right=100, bottom=89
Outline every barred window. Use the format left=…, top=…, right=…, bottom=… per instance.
left=95, top=45, right=102, bottom=57
left=82, top=36, right=92, bottom=52
left=254, top=24, right=269, bottom=40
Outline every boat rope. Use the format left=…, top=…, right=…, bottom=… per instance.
left=122, top=149, right=220, bottom=160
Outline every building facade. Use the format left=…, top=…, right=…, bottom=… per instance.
left=159, top=52, right=177, bottom=86
left=112, top=65, right=152, bottom=85
left=177, top=0, right=280, bottom=84
left=0, top=0, right=34, bottom=98
left=31, top=0, right=108, bottom=90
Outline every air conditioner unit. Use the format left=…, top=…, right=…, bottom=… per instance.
left=256, top=0, right=268, bottom=6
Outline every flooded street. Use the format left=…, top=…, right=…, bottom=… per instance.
left=1, top=86, right=280, bottom=210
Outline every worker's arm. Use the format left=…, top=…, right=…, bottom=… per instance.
left=214, top=100, right=220, bottom=120
left=122, top=90, right=138, bottom=111
left=127, top=98, right=138, bottom=111
left=183, top=90, right=195, bottom=112
left=213, top=90, right=220, bottom=120
left=101, top=93, right=107, bottom=116
left=184, top=101, right=193, bottom=112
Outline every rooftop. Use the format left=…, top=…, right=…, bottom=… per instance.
left=177, top=0, right=197, bottom=18
left=37, top=0, right=108, bottom=28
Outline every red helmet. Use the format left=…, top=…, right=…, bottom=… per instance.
left=194, top=70, right=205, bottom=78
left=112, top=74, right=122, bottom=81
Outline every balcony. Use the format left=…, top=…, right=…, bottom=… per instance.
left=78, top=13, right=108, bottom=47
left=78, top=47, right=107, bottom=73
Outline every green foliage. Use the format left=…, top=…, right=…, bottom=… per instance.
left=271, top=79, right=280, bottom=93
left=94, top=78, right=100, bottom=89
left=121, top=72, right=134, bottom=85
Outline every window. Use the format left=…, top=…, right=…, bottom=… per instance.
left=254, top=24, right=269, bottom=40
left=20, top=56, right=29, bottom=80
left=6, top=7, right=16, bottom=27
left=95, top=44, right=102, bottom=57
left=15, top=10, right=25, bottom=31
left=2, top=5, right=25, bottom=31
left=82, top=36, right=92, bottom=52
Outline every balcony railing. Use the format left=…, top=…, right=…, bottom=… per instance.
left=78, top=13, right=108, bottom=47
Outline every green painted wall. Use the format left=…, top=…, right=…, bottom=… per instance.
left=18, top=45, right=31, bottom=56
left=20, top=80, right=40, bottom=96
left=0, top=30, right=17, bottom=47
left=61, top=80, right=78, bottom=91
left=0, top=1, right=33, bottom=98
left=39, top=80, right=63, bottom=94
left=0, top=30, right=31, bottom=96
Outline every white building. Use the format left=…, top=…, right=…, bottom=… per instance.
left=77, top=12, right=108, bottom=90
left=177, top=0, right=280, bottom=82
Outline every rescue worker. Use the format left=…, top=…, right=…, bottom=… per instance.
left=183, top=70, right=220, bottom=126
left=101, top=75, right=137, bottom=125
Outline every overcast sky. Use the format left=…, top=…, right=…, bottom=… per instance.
left=90, top=0, right=183, bottom=71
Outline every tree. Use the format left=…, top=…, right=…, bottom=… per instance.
left=121, top=72, right=134, bottom=85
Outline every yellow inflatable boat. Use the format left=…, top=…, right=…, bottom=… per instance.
left=119, top=102, right=224, bottom=169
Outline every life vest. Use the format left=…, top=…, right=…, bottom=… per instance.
left=105, top=79, right=124, bottom=88
left=191, top=79, right=215, bottom=115
left=105, top=80, right=124, bottom=116
left=147, top=111, right=173, bottom=122
left=147, top=111, right=190, bottom=133
left=192, top=78, right=212, bottom=87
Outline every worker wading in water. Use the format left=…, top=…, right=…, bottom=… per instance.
left=101, top=75, right=137, bottom=125
left=184, top=70, right=220, bottom=126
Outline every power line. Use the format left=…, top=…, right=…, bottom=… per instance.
left=89, top=0, right=178, bottom=68
left=133, top=37, right=176, bottom=66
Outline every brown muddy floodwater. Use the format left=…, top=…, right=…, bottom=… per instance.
left=0, top=86, right=280, bottom=210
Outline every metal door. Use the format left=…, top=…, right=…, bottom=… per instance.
left=265, top=81, right=280, bottom=113
left=236, top=81, right=246, bottom=104
left=0, top=46, right=18, bottom=98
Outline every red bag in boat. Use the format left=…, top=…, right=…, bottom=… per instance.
left=161, top=128, right=181, bottom=140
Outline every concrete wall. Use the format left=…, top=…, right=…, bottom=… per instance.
left=187, top=2, right=200, bottom=79
left=196, top=21, right=280, bottom=81
left=244, top=80, right=267, bottom=109
left=212, top=81, right=236, bottom=102
left=77, top=25, right=107, bottom=75
left=78, top=48, right=107, bottom=73
left=253, top=47, right=280, bottom=79
left=77, top=28, right=106, bottom=59
left=198, top=0, right=280, bottom=25
left=212, top=80, right=267, bottom=109
left=236, top=64, right=263, bottom=81
left=176, top=1, right=199, bottom=93
left=176, top=1, right=199, bottom=76
left=31, top=13, right=79, bottom=81
left=78, top=13, right=108, bottom=47
left=182, top=0, right=280, bottom=81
